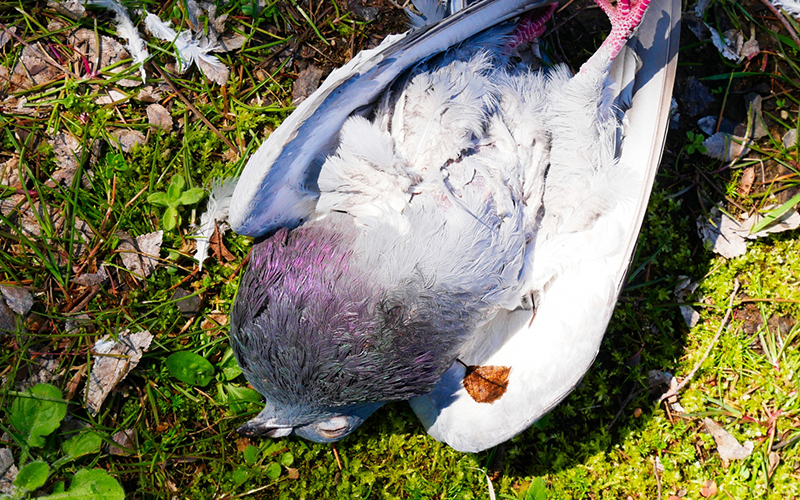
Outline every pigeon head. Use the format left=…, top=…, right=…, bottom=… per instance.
left=230, top=215, right=469, bottom=441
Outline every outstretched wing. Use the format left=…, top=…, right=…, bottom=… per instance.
left=410, top=0, right=681, bottom=453
left=228, top=0, right=556, bottom=237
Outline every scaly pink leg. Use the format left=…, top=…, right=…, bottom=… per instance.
left=596, top=0, right=651, bottom=60
left=507, top=3, right=558, bottom=50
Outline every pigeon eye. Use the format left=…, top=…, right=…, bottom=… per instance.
left=316, top=417, right=350, bottom=439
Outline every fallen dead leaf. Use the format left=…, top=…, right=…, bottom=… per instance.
left=287, top=468, right=300, bottom=480
left=674, top=277, right=700, bottom=328
left=209, top=222, right=235, bottom=263
left=768, top=451, right=780, bottom=477
left=65, top=364, right=87, bottom=400
left=200, top=313, right=228, bottom=331
left=171, top=287, right=201, bottom=318
left=146, top=103, right=173, bottom=131
left=95, top=89, right=128, bottom=105
left=0, top=448, right=18, bottom=496
left=72, top=267, right=109, bottom=287
left=703, top=418, right=754, bottom=460
left=738, top=166, right=755, bottom=196
left=85, top=329, right=153, bottom=416
left=0, top=26, right=15, bottom=49
left=0, top=285, right=33, bottom=315
left=111, top=129, right=147, bottom=152
left=19, top=356, right=60, bottom=390
left=118, top=230, right=163, bottom=279
left=292, top=65, right=323, bottom=105
left=137, top=86, right=164, bottom=103
left=216, top=33, right=247, bottom=52
left=235, top=437, right=251, bottom=452
left=47, top=0, right=85, bottom=19
left=108, top=429, right=136, bottom=456
left=65, top=28, right=139, bottom=86
left=196, top=55, right=229, bottom=86
left=463, top=364, right=510, bottom=403
left=0, top=297, right=16, bottom=335
left=697, top=207, right=800, bottom=259
left=7, top=43, right=64, bottom=92
left=700, top=479, right=718, bottom=497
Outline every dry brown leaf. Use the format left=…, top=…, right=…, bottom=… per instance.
left=196, top=56, right=229, bottom=86
left=0, top=297, right=15, bottom=336
left=47, top=0, right=85, bottom=19
left=292, top=66, right=323, bottom=105
left=216, top=34, right=247, bottom=52
left=222, top=148, right=240, bottom=162
left=201, top=313, right=228, bottom=330
left=700, top=479, right=718, bottom=497
left=117, top=230, right=163, bottom=279
left=462, top=364, right=510, bottom=403
left=137, top=86, right=164, bottom=103
left=703, top=418, right=754, bottom=460
left=0, top=448, right=18, bottom=496
left=0, top=26, right=15, bottom=50
left=65, top=364, right=87, bottom=400
left=65, top=28, right=139, bottom=86
left=209, top=222, right=236, bottom=263
left=768, top=451, right=780, bottom=477
left=108, top=429, right=136, bottom=456
left=112, top=129, right=147, bottom=153
left=235, top=437, right=251, bottom=452
left=146, top=103, right=173, bottom=131
left=0, top=285, right=33, bottom=315
left=738, top=166, right=755, bottom=196
left=7, top=44, right=64, bottom=92
left=84, top=329, right=153, bottom=416
left=0, top=156, right=20, bottom=187
left=287, top=468, right=300, bottom=480
left=19, top=356, right=59, bottom=391
left=73, top=267, right=109, bottom=287
left=94, top=89, right=128, bottom=105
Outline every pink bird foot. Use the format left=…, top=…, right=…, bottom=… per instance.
left=596, top=0, right=651, bottom=60
left=507, top=3, right=558, bottom=50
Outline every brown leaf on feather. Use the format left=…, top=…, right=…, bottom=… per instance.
left=463, top=365, right=510, bottom=403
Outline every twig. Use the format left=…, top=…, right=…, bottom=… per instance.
left=654, top=457, right=662, bottom=500
left=659, top=279, right=740, bottom=402
left=759, top=0, right=800, bottom=49
left=152, top=64, right=239, bottom=153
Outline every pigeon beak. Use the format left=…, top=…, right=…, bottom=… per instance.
left=236, top=418, right=293, bottom=438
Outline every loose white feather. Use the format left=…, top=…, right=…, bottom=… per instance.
left=194, top=178, right=237, bottom=270
left=84, top=0, right=149, bottom=81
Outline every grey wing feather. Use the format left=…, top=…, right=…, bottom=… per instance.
left=229, top=0, right=556, bottom=238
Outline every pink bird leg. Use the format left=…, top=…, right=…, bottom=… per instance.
left=595, top=0, right=652, bottom=60
left=507, top=3, right=558, bottom=50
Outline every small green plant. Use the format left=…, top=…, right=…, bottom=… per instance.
left=5, top=384, right=124, bottom=500
left=685, top=130, right=707, bottom=155
left=147, top=175, right=205, bottom=231
left=165, top=348, right=262, bottom=414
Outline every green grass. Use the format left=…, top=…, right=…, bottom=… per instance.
left=0, top=0, right=799, bottom=498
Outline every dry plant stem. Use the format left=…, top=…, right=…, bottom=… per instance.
left=152, top=64, right=238, bottom=153
left=659, top=279, right=741, bottom=402
left=654, top=458, right=662, bottom=500
left=759, top=0, right=800, bottom=49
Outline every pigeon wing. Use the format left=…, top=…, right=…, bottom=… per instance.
left=410, top=0, right=681, bottom=452
left=228, top=0, right=557, bottom=237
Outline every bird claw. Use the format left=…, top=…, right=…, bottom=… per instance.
left=596, top=0, right=652, bottom=59
left=508, top=3, right=558, bottom=50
